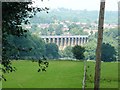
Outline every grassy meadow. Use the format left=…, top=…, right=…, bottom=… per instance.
left=2, top=60, right=119, bottom=88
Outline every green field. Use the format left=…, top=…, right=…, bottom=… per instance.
left=2, top=60, right=119, bottom=88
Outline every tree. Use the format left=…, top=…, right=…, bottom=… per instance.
left=45, top=43, right=59, bottom=59
left=2, top=2, right=48, bottom=78
left=30, top=35, right=46, bottom=59
left=55, top=24, right=63, bottom=35
left=84, top=27, right=118, bottom=61
left=40, top=28, right=48, bottom=35
left=72, top=45, right=85, bottom=60
left=48, top=25, right=54, bottom=35
left=68, top=23, right=88, bottom=35
left=94, top=0, right=106, bottom=89
left=2, top=2, right=33, bottom=74
left=101, top=43, right=116, bottom=62
left=84, top=40, right=96, bottom=60
left=62, top=46, right=73, bottom=58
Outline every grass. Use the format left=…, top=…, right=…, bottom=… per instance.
left=2, top=60, right=119, bottom=88
left=86, top=62, right=118, bottom=88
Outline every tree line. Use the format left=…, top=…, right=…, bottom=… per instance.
left=30, top=8, right=117, bottom=24
left=6, top=32, right=117, bottom=62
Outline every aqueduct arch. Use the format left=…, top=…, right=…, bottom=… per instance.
left=40, top=35, right=89, bottom=50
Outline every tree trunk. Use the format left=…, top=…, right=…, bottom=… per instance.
left=94, top=0, right=105, bottom=90
left=0, top=2, right=2, bottom=62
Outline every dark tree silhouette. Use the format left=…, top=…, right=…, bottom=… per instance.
left=72, top=45, right=85, bottom=60
left=101, top=43, right=116, bottom=62
left=45, top=43, right=59, bottom=59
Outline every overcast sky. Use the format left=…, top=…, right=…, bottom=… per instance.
left=32, top=0, right=118, bottom=11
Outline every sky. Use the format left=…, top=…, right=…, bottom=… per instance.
left=32, top=0, right=118, bottom=11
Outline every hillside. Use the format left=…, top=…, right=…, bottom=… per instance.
left=30, top=8, right=118, bottom=24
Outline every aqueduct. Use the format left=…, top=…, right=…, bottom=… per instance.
left=40, top=35, right=89, bottom=50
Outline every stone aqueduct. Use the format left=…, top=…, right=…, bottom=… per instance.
left=40, top=35, right=89, bottom=50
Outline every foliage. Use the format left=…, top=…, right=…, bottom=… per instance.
left=103, top=28, right=118, bottom=39
left=103, top=28, right=118, bottom=51
left=30, top=8, right=117, bottom=24
left=45, top=43, right=59, bottom=59
left=55, top=24, right=63, bottom=35
left=102, top=28, right=118, bottom=61
left=2, top=2, right=49, bottom=77
left=84, top=35, right=97, bottom=60
left=101, top=43, right=116, bottom=62
left=72, top=45, right=85, bottom=60
left=48, top=24, right=54, bottom=35
left=60, top=46, right=73, bottom=58
left=6, top=34, right=46, bottom=60
left=84, top=28, right=118, bottom=61
left=69, top=24, right=88, bottom=35
left=2, top=2, right=31, bottom=76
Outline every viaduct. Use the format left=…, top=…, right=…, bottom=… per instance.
left=40, top=35, right=89, bottom=50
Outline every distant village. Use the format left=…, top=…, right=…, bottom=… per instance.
left=23, top=20, right=117, bottom=36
